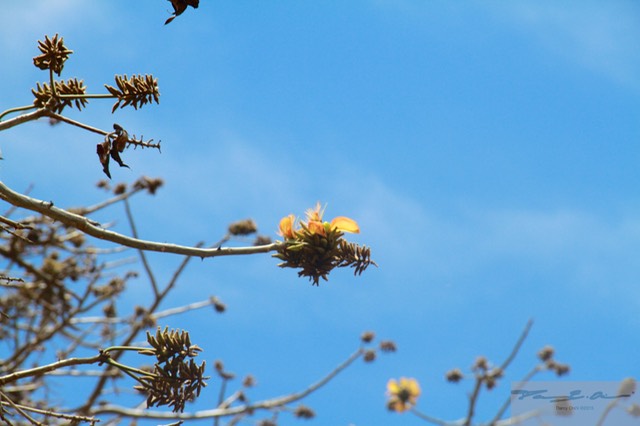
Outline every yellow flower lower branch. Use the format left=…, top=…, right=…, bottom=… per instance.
left=91, top=347, right=367, bottom=420
left=0, top=180, right=284, bottom=258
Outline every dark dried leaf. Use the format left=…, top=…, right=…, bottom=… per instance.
left=113, top=123, right=129, bottom=152
left=110, top=149, right=129, bottom=170
left=165, top=0, right=200, bottom=25
left=97, top=140, right=111, bottom=178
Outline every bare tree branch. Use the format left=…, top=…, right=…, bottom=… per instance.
left=70, top=298, right=217, bottom=325
left=0, top=353, right=108, bottom=386
left=0, top=398, right=98, bottom=425
left=0, top=108, right=47, bottom=131
left=0, top=180, right=284, bottom=257
left=92, top=348, right=366, bottom=420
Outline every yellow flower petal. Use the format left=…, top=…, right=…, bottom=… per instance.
left=330, top=216, right=360, bottom=234
left=403, top=378, right=421, bottom=397
left=387, top=379, right=400, bottom=394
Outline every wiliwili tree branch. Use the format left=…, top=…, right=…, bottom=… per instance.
left=0, top=353, right=108, bottom=386
left=0, top=107, right=47, bottom=130
left=70, top=298, right=218, bottom=325
left=2, top=20, right=571, bottom=426
left=91, top=347, right=367, bottom=420
left=0, top=180, right=284, bottom=258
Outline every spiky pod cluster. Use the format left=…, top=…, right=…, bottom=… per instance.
left=105, top=74, right=159, bottom=113
left=274, top=204, right=376, bottom=285
left=32, top=78, right=87, bottom=113
left=26, top=35, right=161, bottom=177
left=32, top=34, right=73, bottom=75
left=135, top=327, right=208, bottom=413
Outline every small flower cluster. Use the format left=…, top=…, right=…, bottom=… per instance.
left=274, top=203, right=375, bottom=285
left=386, top=377, right=421, bottom=413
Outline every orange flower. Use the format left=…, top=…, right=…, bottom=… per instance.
left=307, top=220, right=326, bottom=235
left=387, top=377, right=421, bottom=413
left=278, top=214, right=297, bottom=239
left=305, top=203, right=324, bottom=223
left=302, top=203, right=360, bottom=236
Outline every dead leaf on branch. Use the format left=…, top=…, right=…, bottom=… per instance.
left=96, top=125, right=161, bottom=178
left=97, top=140, right=112, bottom=179
left=112, top=123, right=129, bottom=153
left=97, top=124, right=131, bottom=179
left=165, top=0, right=200, bottom=25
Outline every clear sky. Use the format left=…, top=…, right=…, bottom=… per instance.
left=1, top=1, right=639, bottom=425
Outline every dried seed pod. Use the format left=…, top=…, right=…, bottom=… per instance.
left=105, top=74, right=160, bottom=113
left=33, top=34, right=73, bottom=75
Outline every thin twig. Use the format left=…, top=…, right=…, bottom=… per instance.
left=490, top=364, right=543, bottom=424
left=71, top=298, right=217, bottom=325
left=73, top=186, right=144, bottom=216
left=45, top=369, right=121, bottom=378
left=410, top=407, right=450, bottom=426
left=0, top=398, right=98, bottom=424
left=488, top=319, right=536, bottom=425
left=464, top=377, right=484, bottom=426
left=43, top=110, right=108, bottom=136
left=48, top=68, right=56, bottom=98
left=0, top=390, right=40, bottom=425
left=0, top=215, right=32, bottom=229
left=0, top=104, right=38, bottom=121
left=218, top=390, right=244, bottom=410
left=498, top=319, right=533, bottom=372
left=123, top=197, right=159, bottom=296
left=58, top=93, right=113, bottom=100
left=215, top=378, right=229, bottom=426
left=465, top=319, right=534, bottom=426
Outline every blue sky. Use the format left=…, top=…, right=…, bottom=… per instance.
left=1, top=1, right=640, bottom=425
